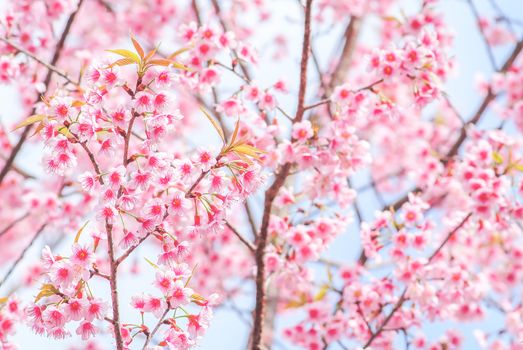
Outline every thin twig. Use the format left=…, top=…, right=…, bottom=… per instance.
left=304, top=99, right=331, bottom=111
left=115, top=231, right=153, bottom=266
left=0, top=223, right=47, bottom=289
left=0, top=152, right=36, bottom=179
left=467, top=0, right=497, bottom=70
left=0, top=212, right=29, bottom=239
left=0, top=37, right=79, bottom=85
left=362, top=213, right=473, bottom=348
left=142, top=307, right=170, bottom=349
left=226, top=221, right=255, bottom=252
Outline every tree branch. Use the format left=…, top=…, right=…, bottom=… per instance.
left=467, top=0, right=497, bottom=70
left=0, top=212, right=29, bottom=239
left=106, top=221, right=124, bottom=350
left=251, top=1, right=313, bottom=348
left=0, top=37, right=79, bottom=85
left=357, top=38, right=523, bottom=266
left=362, top=213, right=473, bottom=348
left=226, top=221, right=255, bottom=252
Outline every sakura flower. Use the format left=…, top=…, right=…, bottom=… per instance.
left=64, top=299, right=86, bottom=322
left=107, top=166, right=126, bottom=188
left=154, top=270, right=176, bottom=294
left=142, top=198, right=166, bottom=223
left=96, top=204, right=118, bottom=224
left=75, top=321, right=98, bottom=341
left=292, top=120, right=314, bottom=141
left=144, top=296, right=166, bottom=318
left=84, top=298, right=107, bottom=322
left=244, top=84, right=261, bottom=102
left=49, top=261, right=75, bottom=290
left=70, top=244, right=94, bottom=267
left=42, top=306, right=66, bottom=329
left=169, top=191, right=191, bottom=216
left=258, top=92, right=277, bottom=110
left=193, top=149, right=217, bottom=172
left=216, top=97, right=244, bottom=117
left=134, top=92, right=153, bottom=113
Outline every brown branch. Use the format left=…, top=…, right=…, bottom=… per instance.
left=115, top=213, right=168, bottom=266
left=78, top=140, right=103, bottom=181
left=251, top=1, right=313, bottom=349
left=0, top=0, right=84, bottom=185
left=446, top=38, right=523, bottom=160
left=91, top=269, right=110, bottom=281
left=328, top=16, right=362, bottom=93
left=97, top=0, right=114, bottom=13
left=106, top=221, right=124, bottom=350
left=123, top=112, right=138, bottom=166
left=304, top=99, right=331, bottom=111
left=363, top=288, right=408, bottom=349
left=191, top=0, right=203, bottom=26
left=311, top=45, right=330, bottom=95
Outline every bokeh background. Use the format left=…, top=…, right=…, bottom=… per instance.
left=1, top=0, right=523, bottom=349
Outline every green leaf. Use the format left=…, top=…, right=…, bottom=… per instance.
left=168, top=47, right=190, bottom=59
left=57, top=126, right=73, bottom=138
left=144, top=257, right=159, bottom=269
left=106, top=49, right=140, bottom=63
left=71, top=100, right=85, bottom=108
left=131, top=35, right=145, bottom=59
left=513, top=163, right=523, bottom=172
left=327, top=266, right=333, bottom=284
left=144, top=47, right=158, bottom=62
left=313, top=284, right=329, bottom=301
left=74, top=221, right=90, bottom=244
left=200, top=107, right=225, bottom=144
left=147, top=59, right=190, bottom=71
left=492, top=151, right=503, bottom=164
left=190, top=293, right=207, bottom=306
left=185, top=263, right=198, bottom=288
left=231, top=143, right=265, bottom=159
left=12, top=114, right=46, bottom=131
left=284, top=293, right=307, bottom=309
left=229, top=119, right=240, bottom=147
left=35, top=284, right=60, bottom=303
left=30, top=122, right=46, bottom=138
left=108, top=58, right=137, bottom=68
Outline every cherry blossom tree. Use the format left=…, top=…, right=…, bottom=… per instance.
left=0, top=0, right=523, bottom=349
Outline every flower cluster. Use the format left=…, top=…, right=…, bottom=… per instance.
left=14, top=32, right=265, bottom=348
left=0, top=297, right=23, bottom=349
left=27, top=245, right=107, bottom=340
